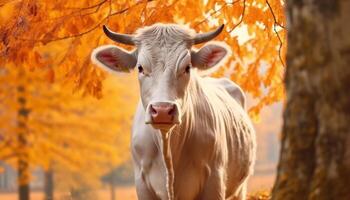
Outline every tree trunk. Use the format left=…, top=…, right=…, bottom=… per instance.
left=272, top=1, right=350, bottom=200
left=110, top=181, right=115, bottom=200
left=17, top=67, right=30, bottom=200
left=18, top=157, right=30, bottom=200
left=44, top=168, right=54, bottom=200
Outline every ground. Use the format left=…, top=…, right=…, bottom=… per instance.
left=0, top=174, right=274, bottom=200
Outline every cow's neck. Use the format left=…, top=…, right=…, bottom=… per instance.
left=165, top=73, right=206, bottom=159
left=160, top=130, right=175, bottom=200
left=174, top=72, right=205, bottom=137
left=158, top=73, right=206, bottom=200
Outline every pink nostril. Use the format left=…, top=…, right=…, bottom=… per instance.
left=150, top=105, right=157, bottom=115
left=149, top=103, right=177, bottom=124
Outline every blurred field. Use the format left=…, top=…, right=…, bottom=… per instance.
left=0, top=186, right=137, bottom=200
left=248, top=174, right=275, bottom=192
left=0, top=174, right=274, bottom=200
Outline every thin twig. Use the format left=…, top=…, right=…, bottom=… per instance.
left=194, top=3, right=228, bottom=27
left=29, top=0, right=108, bottom=23
left=61, top=0, right=108, bottom=10
left=106, top=0, right=112, bottom=24
left=109, top=5, right=134, bottom=17
left=15, top=1, right=146, bottom=43
left=228, top=0, right=246, bottom=32
left=56, top=38, right=79, bottom=66
left=265, top=0, right=285, bottom=29
left=266, top=0, right=285, bottom=67
left=194, top=1, right=241, bottom=28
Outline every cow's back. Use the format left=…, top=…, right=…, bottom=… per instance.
left=204, top=77, right=246, bottom=109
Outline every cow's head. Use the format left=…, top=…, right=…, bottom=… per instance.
left=91, top=24, right=230, bottom=131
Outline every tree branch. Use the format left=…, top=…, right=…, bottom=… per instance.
left=29, top=0, right=107, bottom=24
left=15, top=1, right=146, bottom=43
left=194, top=0, right=242, bottom=28
left=266, top=0, right=285, bottom=67
left=60, top=0, right=108, bottom=10
left=265, top=0, right=285, bottom=29
left=195, top=2, right=227, bottom=27
left=228, top=0, right=246, bottom=33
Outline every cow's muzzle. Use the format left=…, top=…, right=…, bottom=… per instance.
left=145, top=102, right=180, bottom=128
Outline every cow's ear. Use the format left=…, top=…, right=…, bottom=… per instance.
left=91, top=45, right=137, bottom=73
left=191, top=42, right=231, bottom=71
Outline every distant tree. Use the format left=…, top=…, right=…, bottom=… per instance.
left=0, top=66, right=137, bottom=200
left=102, top=160, right=134, bottom=200
left=16, top=67, right=30, bottom=200
left=44, top=166, right=54, bottom=200
left=272, top=1, right=350, bottom=199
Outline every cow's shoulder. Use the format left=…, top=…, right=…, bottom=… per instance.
left=205, top=77, right=246, bottom=109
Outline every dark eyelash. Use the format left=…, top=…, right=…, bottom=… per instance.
left=185, top=65, right=191, bottom=73
left=138, top=65, right=144, bottom=73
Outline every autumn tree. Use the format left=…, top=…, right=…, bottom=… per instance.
left=0, top=65, right=138, bottom=199
left=272, top=1, right=350, bottom=199
left=16, top=67, right=31, bottom=200
left=0, top=0, right=286, bottom=117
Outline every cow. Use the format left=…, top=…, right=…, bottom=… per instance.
left=91, top=23, right=256, bottom=200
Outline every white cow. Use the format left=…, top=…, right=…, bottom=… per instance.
left=91, top=23, right=256, bottom=200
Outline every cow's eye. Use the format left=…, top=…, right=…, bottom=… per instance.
left=138, top=65, right=144, bottom=73
left=185, top=65, right=191, bottom=74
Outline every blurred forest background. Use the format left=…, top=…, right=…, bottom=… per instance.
left=1, top=0, right=348, bottom=200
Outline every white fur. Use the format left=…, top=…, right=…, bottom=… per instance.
left=91, top=23, right=255, bottom=200
left=132, top=72, right=256, bottom=200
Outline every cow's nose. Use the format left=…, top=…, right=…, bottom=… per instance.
left=149, top=102, right=176, bottom=124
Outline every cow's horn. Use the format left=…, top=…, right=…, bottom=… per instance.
left=193, top=24, right=225, bottom=44
left=103, top=25, right=135, bottom=45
